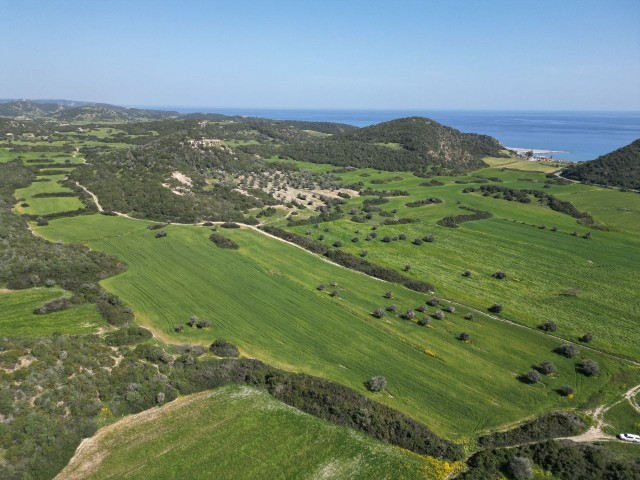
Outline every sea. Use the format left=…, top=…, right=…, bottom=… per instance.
left=152, top=107, right=640, bottom=162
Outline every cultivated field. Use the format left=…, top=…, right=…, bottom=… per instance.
left=58, top=385, right=449, bottom=480
left=35, top=214, right=639, bottom=439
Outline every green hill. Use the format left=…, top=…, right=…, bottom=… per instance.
left=57, top=385, right=449, bottom=480
left=562, top=139, right=640, bottom=190
left=276, top=117, right=505, bottom=174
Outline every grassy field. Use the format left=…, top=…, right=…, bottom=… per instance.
left=58, top=385, right=451, bottom=480
left=14, top=175, right=84, bottom=216
left=273, top=162, right=640, bottom=360
left=35, top=214, right=639, bottom=439
left=0, top=288, right=103, bottom=337
left=604, top=399, right=640, bottom=435
left=0, top=148, right=81, bottom=165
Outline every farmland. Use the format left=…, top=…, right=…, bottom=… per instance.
left=35, top=213, right=639, bottom=439
left=57, top=385, right=452, bottom=480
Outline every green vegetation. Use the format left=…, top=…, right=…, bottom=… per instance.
left=35, top=215, right=638, bottom=439
left=562, top=138, right=640, bottom=190
left=58, top=385, right=445, bottom=480
left=604, top=399, right=640, bottom=434
left=0, top=288, right=103, bottom=336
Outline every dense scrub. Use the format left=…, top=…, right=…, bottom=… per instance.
left=457, top=440, right=640, bottom=480
left=437, top=207, right=493, bottom=227
left=562, top=138, right=640, bottom=190
left=209, top=233, right=239, bottom=249
left=478, top=411, right=587, bottom=448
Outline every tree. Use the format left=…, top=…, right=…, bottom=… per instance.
left=387, top=304, right=397, bottom=312
left=333, top=240, right=343, bottom=247
left=417, top=304, right=427, bottom=312
left=509, top=456, right=533, bottom=480
left=384, top=291, right=393, bottom=299
left=459, top=332, right=470, bottom=342
left=360, top=250, right=368, bottom=257
left=555, top=344, right=578, bottom=358
left=539, top=361, right=556, bottom=375
left=465, top=313, right=474, bottom=320
left=373, top=307, right=385, bottom=318
left=560, top=384, right=574, bottom=397
left=580, top=359, right=600, bottom=376
left=403, top=264, right=411, bottom=272
left=366, top=375, right=387, bottom=392
left=525, top=370, right=541, bottom=384
left=579, top=333, right=593, bottom=343
left=539, top=321, right=557, bottom=332
left=444, top=305, right=455, bottom=313
left=423, top=235, right=435, bottom=242
left=427, top=297, right=440, bottom=306
left=35, top=216, right=49, bottom=226
left=434, top=310, right=444, bottom=320
left=488, top=303, right=503, bottom=314
left=330, top=290, right=339, bottom=297
left=493, top=271, right=507, bottom=279
left=418, top=317, right=431, bottom=326
left=156, top=392, right=165, bottom=404
left=187, top=315, right=198, bottom=328
left=413, top=238, right=424, bottom=245
left=174, top=324, right=184, bottom=333
left=317, top=283, right=326, bottom=291
left=403, top=309, right=416, bottom=320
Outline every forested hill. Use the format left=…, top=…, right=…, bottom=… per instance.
left=272, top=117, right=505, bottom=175
left=561, top=139, right=640, bottom=190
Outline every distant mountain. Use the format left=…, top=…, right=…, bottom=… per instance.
left=0, top=100, right=179, bottom=122
left=561, top=139, right=640, bottom=190
left=276, top=116, right=505, bottom=174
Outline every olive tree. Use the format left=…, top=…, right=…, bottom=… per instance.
left=366, top=375, right=387, bottom=392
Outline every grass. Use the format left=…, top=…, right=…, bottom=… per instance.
left=275, top=164, right=640, bottom=360
left=35, top=214, right=639, bottom=439
left=58, top=385, right=449, bottom=480
left=14, top=176, right=84, bottom=216
left=0, top=288, right=103, bottom=337
left=604, top=399, right=640, bottom=435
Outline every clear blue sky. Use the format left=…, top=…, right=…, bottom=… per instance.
left=1, top=0, right=639, bottom=110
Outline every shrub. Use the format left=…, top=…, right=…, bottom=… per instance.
left=465, top=313, right=474, bottom=320
left=398, top=233, right=407, bottom=240
left=387, top=304, right=397, bottom=312
left=462, top=270, right=472, bottom=277
left=36, top=216, right=49, bottom=226
left=403, top=264, right=411, bottom=272
left=220, top=222, right=241, bottom=229
left=459, top=332, right=470, bottom=342
left=579, top=333, right=593, bottom=343
left=366, top=375, right=387, bottom=392
left=433, top=310, right=444, bottom=320
left=579, top=359, right=600, bottom=376
left=427, top=297, right=440, bottom=306
left=155, top=230, right=167, bottom=238
left=417, top=304, right=427, bottom=313
left=330, top=290, right=339, bottom=297
left=555, top=344, right=578, bottom=358
left=174, top=324, right=184, bottom=332
left=444, top=305, right=455, bottom=313
left=317, top=283, right=326, bottom=291
left=209, top=339, right=240, bottom=357
left=196, top=320, right=212, bottom=329
left=525, top=370, right=541, bottom=384
left=418, top=317, right=431, bottom=326
left=493, top=271, right=507, bottom=279
left=333, top=240, right=343, bottom=247
left=560, top=385, right=575, bottom=397
left=373, top=307, right=385, bottom=318
left=413, top=238, right=424, bottom=245
left=423, top=234, right=435, bottom=242
left=403, top=309, right=416, bottom=320
left=360, top=250, right=368, bottom=257
left=351, top=236, right=360, bottom=243
left=539, top=321, right=557, bottom=332
left=539, top=361, right=557, bottom=375
left=384, top=291, right=393, bottom=299
left=488, top=303, right=503, bottom=314
left=209, top=233, right=239, bottom=249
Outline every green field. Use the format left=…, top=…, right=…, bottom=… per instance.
left=275, top=164, right=640, bottom=360
left=0, top=288, right=103, bottom=337
left=35, top=214, right=639, bottom=439
left=58, top=385, right=450, bottom=480
left=14, top=175, right=84, bottom=216
left=604, top=399, right=640, bottom=435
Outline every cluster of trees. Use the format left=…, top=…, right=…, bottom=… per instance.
left=209, top=233, right=239, bottom=249
left=405, top=197, right=442, bottom=207
left=437, top=207, right=493, bottom=228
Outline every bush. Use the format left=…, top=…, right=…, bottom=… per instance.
left=413, top=238, right=424, bottom=245
left=560, top=385, right=575, bottom=397
left=209, top=339, right=240, bottom=357
left=459, top=332, right=470, bottom=342
left=423, top=234, right=435, bottom=242
left=539, top=361, right=557, bottom=375
left=579, top=333, right=593, bottom=343
left=462, top=270, right=472, bottom=277
left=427, top=297, right=440, bottom=306
left=493, top=271, right=507, bottom=279
left=384, top=291, right=393, bottom=299
left=35, top=216, right=49, bottom=226
left=155, top=230, right=167, bottom=238
left=366, top=375, right=387, bottom=392
left=525, top=370, right=541, bottom=384
left=220, top=222, right=241, bottom=229
left=333, top=240, right=343, bottom=247
left=433, top=310, right=444, bottom=320
left=360, top=250, right=368, bottom=257
left=555, top=344, right=578, bottom=358
left=403, top=264, right=411, bottom=272
left=418, top=317, right=431, bottom=326
left=373, top=307, right=385, bottom=318
left=539, top=321, right=557, bottom=332
left=403, top=309, right=416, bottom=320
left=579, top=359, right=600, bottom=376
left=465, top=313, right=474, bottom=320
left=209, top=233, right=239, bottom=249
left=387, top=304, right=397, bottom=312
left=104, top=327, right=152, bottom=346
left=444, top=305, right=455, bottom=313
left=488, top=303, right=503, bottom=314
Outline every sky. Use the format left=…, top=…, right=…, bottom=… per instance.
left=1, top=0, right=639, bottom=110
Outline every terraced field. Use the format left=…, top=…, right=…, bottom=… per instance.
left=0, top=288, right=103, bottom=337
left=35, top=214, right=639, bottom=439
left=14, top=173, right=85, bottom=216
left=58, top=385, right=450, bottom=480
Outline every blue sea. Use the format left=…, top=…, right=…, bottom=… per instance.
left=152, top=107, right=640, bottom=162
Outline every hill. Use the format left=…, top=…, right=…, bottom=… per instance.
left=561, top=139, right=640, bottom=190
left=274, top=117, right=505, bottom=174
left=57, top=385, right=449, bottom=480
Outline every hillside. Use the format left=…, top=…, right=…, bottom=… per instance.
left=57, top=385, right=445, bottom=480
left=275, top=117, right=505, bottom=174
left=561, top=139, right=640, bottom=190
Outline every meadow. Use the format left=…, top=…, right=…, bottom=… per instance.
left=35, top=214, right=639, bottom=439
left=273, top=159, right=640, bottom=360
left=57, top=385, right=451, bottom=480
left=0, top=287, right=103, bottom=337
left=14, top=173, right=85, bottom=216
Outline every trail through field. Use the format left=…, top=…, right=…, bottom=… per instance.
left=72, top=180, right=640, bottom=368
